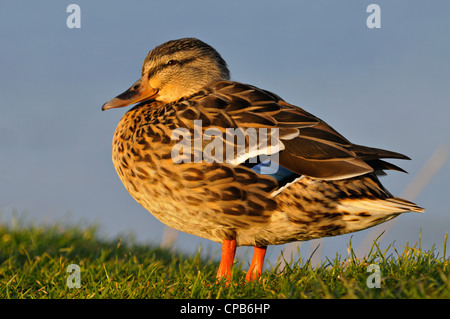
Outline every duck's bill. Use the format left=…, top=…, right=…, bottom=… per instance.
left=102, top=78, right=158, bottom=111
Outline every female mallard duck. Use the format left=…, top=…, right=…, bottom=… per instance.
left=102, top=38, right=424, bottom=282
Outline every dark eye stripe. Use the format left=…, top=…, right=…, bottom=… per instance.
left=147, top=57, right=197, bottom=79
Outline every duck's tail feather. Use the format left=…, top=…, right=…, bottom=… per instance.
left=340, top=196, right=425, bottom=214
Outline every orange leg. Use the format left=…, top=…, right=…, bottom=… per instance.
left=216, top=239, right=237, bottom=283
left=246, top=246, right=267, bottom=282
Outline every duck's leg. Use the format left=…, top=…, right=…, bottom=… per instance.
left=246, top=246, right=267, bottom=281
left=216, top=239, right=237, bottom=282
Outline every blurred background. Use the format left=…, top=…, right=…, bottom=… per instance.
left=1, top=1, right=449, bottom=267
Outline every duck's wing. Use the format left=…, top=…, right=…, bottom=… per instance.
left=178, top=81, right=408, bottom=180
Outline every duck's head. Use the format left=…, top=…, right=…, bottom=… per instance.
left=102, top=38, right=230, bottom=110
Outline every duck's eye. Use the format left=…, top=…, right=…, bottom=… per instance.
left=167, top=60, right=178, bottom=66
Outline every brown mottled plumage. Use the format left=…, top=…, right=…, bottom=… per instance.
left=102, top=38, right=424, bottom=282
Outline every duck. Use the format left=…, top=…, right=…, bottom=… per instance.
left=102, top=38, right=424, bottom=282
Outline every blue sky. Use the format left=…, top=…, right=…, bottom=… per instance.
left=1, top=1, right=449, bottom=264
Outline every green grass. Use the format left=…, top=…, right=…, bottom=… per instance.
left=0, top=222, right=448, bottom=299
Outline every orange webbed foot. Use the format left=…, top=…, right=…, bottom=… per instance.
left=245, top=246, right=267, bottom=282
left=216, top=239, right=237, bottom=284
